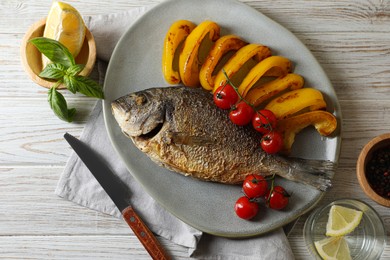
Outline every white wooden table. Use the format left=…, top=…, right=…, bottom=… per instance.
left=1, top=0, right=389, bottom=259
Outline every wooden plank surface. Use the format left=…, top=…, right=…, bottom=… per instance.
left=1, top=0, right=389, bottom=259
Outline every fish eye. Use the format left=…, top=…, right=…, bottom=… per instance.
left=135, top=94, right=147, bottom=105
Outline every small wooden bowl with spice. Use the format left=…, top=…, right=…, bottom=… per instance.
left=20, top=18, right=96, bottom=89
left=357, top=133, right=390, bottom=207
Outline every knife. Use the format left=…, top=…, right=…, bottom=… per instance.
left=64, top=133, right=170, bottom=260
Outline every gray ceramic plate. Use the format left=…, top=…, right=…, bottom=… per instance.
left=103, top=0, right=342, bottom=237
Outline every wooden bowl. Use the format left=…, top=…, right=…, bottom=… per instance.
left=20, top=18, right=96, bottom=89
left=357, top=133, right=390, bottom=207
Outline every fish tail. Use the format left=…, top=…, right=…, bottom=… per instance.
left=277, top=158, right=336, bottom=191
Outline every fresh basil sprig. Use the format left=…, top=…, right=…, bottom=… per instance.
left=29, top=37, right=104, bottom=122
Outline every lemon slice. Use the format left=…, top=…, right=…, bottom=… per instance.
left=43, top=1, right=86, bottom=65
left=326, top=205, right=363, bottom=237
left=314, top=236, right=352, bottom=260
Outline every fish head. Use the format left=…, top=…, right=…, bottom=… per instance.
left=111, top=90, right=166, bottom=141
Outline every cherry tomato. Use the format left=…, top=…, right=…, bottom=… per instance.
left=213, top=84, right=239, bottom=110
left=261, top=131, right=283, bottom=154
left=265, top=186, right=290, bottom=210
left=234, top=196, right=259, bottom=220
left=229, top=101, right=255, bottom=126
left=243, top=174, right=268, bottom=198
left=252, top=109, right=277, bottom=135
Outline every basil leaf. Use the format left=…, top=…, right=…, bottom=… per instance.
left=63, top=75, right=78, bottom=94
left=67, top=64, right=85, bottom=76
left=68, top=107, right=77, bottom=120
left=47, top=87, right=76, bottom=122
left=39, top=63, right=66, bottom=80
left=30, top=37, right=75, bottom=67
left=71, top=76, right=104, bottom=99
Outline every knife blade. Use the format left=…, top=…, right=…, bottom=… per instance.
left=64, top=133, right=170, bottom=260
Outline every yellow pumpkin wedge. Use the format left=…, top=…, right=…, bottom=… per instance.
left=199, top=35, right=247, bottom=90
left=277, top=111, right=337, bottom=154
left=265, top=88, right=327, bottom=119
left=238, top=56, right=292, bottom=97
left=212, top=43, right=272, bottom=92
left=179, top=20, right=220, bottom=87
left=162, top=20, right=196, bottom=84
left=246, top=73, right=304, bottom=107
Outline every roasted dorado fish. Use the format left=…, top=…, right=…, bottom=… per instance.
left=112, top=87, right=334, bottom=191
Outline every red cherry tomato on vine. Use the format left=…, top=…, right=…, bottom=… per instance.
left=265, top=186, right=290, bottom=210
left=229, top=101, right=255, bottom=126
left=252, top=109, right=277, bottom=135
left=261, top=131, right=283, bottom=154
left=213, top=84, right=239, bottom=109
left=234, top=196, right=259, bottom=220
left=243, top=174, right=268, bottom=198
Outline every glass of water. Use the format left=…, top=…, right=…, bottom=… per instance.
left=303, top=199, right=387, bottom=259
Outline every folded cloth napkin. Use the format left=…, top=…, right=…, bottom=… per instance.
left=55, top=6, right=295, bottom=259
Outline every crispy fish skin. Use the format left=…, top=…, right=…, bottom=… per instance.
left=112, top=87, right=334, bottom=191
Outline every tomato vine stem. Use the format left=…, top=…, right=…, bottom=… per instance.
left=220, top=69, right=275, bottom=133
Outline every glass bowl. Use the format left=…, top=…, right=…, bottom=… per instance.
left=304, top=199, right=386, bottom=259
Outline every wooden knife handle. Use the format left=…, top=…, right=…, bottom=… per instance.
left=122, top=206, right=171, bottom=260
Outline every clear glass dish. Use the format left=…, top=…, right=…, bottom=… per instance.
left=304, top=199, right=387, bottom=259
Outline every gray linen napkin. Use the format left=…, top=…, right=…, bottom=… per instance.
left=55, top=7, right=295, bottom=259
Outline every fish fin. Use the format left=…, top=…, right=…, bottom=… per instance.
left=169, top=132, right=215, bottom=146
left=289, top=158, right=336, bottom=177
left=282, top=158, right=336, bottom=191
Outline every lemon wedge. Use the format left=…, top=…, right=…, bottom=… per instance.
left=43, top=1, right=86, bottom=65
left=326, top=205, right=363, bottom=237
left=314, top=236, right=352, bottom=260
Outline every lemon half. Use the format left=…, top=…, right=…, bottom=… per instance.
left=314, top=236, right=352, bottom=260
left=326, top=205, right=363, bottom=237
left=43, top=1, right=86, bottom=65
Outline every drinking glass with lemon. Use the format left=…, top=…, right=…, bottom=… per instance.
left=304, top=199, right=386, bottom=260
